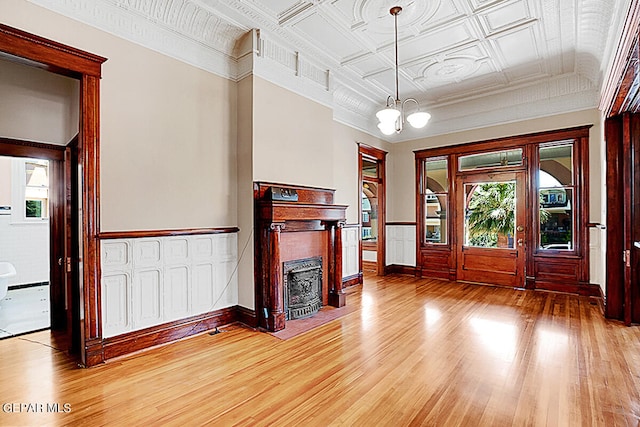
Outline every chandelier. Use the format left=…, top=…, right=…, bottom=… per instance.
left=376, top=6, right=431, bottom=135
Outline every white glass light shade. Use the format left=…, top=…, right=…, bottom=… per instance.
left=376, top=107, right=401, bottom=124
left=377, top=122, right=396, bottom=136
left=407, top=111, right=431, bottom=129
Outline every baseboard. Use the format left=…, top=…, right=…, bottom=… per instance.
left=585, top=282, right=605, bottom=299
left=362, top=261, right=377, bottom=272
left=102, top=306, right=237, bottom=361
left=342, top=273, right=362, bottom=288
left=236, top=305, right=258, bottom=328
left=385, top=264, right=417, bottom=275
left=530, top=281, right=604, bottom=298
left=8, top=281, right=49, bottom=290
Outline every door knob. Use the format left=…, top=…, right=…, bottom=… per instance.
left=516, top=225, right=524, bottom=232
left=517, top=238, right=524, bottom=246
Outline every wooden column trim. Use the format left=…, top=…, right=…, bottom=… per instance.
left=329, top=221, right=346, bottom=307
left=268, top=223, right=286, bottom=331
left=81, top=74, right=103, bottom=366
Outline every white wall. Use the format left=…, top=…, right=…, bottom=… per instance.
left=0, top=157, right=11, bottom=207
left=0, top=0, right=238, bottom=233
left=0, top=58, right=78, bottom=145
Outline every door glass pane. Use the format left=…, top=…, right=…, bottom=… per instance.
left=362, top=182, right=378, bottom=242
left=464, top=181, right=516, bottom=249
left=425, top=158, right=448, bottom=190
left=539, top=144, right=573, bottom=186
left=424, top=157, right=448, bottom=244
left=459, top=148, right=523, bottom=171
left=362, top=158, right=378, bottom=178
left=425, top=191, right=447, bottom=244
left=539, top=143, right=574, bottom=250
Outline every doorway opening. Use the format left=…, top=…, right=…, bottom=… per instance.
left=0, top=156, right=52, bottom=338
left=358, top=144, right=386, bottom=276
left=0, top=139, right=78, bottom=354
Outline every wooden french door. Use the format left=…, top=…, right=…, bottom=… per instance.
left=456, top=171, right=526, bottom=287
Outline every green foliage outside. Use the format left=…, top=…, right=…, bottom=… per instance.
left=467, top=182, right=515, bottom=248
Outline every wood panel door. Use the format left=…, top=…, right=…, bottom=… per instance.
left=456, top=171, right=526, bottom=287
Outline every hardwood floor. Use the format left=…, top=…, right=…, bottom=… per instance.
left=1, top=274, right=639, bottom=426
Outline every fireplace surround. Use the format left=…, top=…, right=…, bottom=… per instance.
left=254, top=182, right=348, bottom=332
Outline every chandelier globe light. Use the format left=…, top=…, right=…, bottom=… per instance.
left=376, top=6, right=431, bottom=135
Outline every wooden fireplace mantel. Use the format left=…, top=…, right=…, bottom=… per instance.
left=254, top=182, right=348, bottom=332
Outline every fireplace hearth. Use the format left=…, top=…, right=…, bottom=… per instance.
left=284, top=257, right=323, bottom=320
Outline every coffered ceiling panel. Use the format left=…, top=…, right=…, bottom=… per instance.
left=29, top=0, right=629, bottom=142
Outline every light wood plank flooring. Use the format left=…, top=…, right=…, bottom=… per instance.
left=1, top=274, right=639, bottom=426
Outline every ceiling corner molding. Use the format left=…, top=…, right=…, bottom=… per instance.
left=599, top=0, right=639, bottom=113
left=27, top=0, right=243, bottom=80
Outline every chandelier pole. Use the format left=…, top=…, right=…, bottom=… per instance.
left=376, top=6, right=431, bottom=135
left=393, top=7, right=399, bottom=102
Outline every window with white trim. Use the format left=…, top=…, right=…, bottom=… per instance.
left=11, top=158, right=49, bottom=222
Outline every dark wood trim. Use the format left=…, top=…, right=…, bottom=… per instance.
left=385, top=265, right=417, bottom=275
left=236, top=306, right=258, bottom=328
left=386, top=222, right=417, bottom=226
left=0, top=23, right=106, bottom=78
left=102, top=307, right=237, bottom=361
left=342, top=223, right=361, bottom=228
left=357, top=142, right=388, bottom=156
left=606, top=113, right=640, bottom=325
left=362, top=241, right=377, bottom=251
left=414, top=125, right=591, bottom=159
left=601, top=1, right=640, bottom=116
left=362, top=260, right=377, bottom=272
left=0, top=137, right=65, bottom=160
left=605, top=115, right=625, bottom=319
left=533, top=281, right=604, bottom=298
left=98, top=227, right=240, bottom=240
left=342, top=273, right=362, bottom=288
left=358, top=143, right=387, bottom=276
left=587, top=223, right=606, bottom=229
left=329, top=222, right=346, bottom=307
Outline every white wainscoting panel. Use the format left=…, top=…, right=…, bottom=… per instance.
left=386, top=225, right=416, bottom=267
left=342, top=226, right=360, bottom=278
left=589, top=227, right=605, bottom=295
left=101, top=233, right=238, bottom=338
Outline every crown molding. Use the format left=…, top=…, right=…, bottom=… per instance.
left=26, top=0, right=618, bottom=144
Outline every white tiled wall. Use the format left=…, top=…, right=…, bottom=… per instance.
left=0, top=215, right=49, bottom=286
left=101, top=233, right=238, bottom=338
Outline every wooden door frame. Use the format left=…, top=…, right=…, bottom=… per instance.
left=358, top=143, right=387, bottom=276
left=415, top=126, right=592, bottom=294
left=455, top=170, right=527, bottom=288
left=0, top=24, right=107, bottom=366
left=0, top=138, right=68, bottom=334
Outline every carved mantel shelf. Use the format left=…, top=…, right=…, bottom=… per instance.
left=254, top=182, right=348, bottom=332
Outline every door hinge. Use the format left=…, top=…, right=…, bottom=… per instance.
left=624, top=249, right=631, bottom=268
left=66, top=257, right=72, bottom=273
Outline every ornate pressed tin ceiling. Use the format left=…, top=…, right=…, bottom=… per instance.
left=28, top=0, right=630, bottom=142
